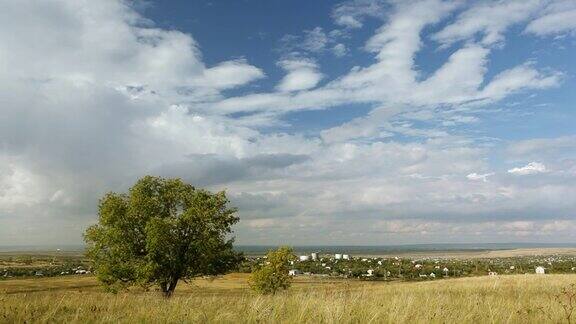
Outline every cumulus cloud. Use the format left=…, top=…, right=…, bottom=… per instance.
left=0, top=0, right=574, bottom=245
left=508, top=162, right=548, bottom=175
left=0, top=0, right=265, bottom=244
left=203, top=59, right=265, bottom=90
left=332, top=43, right=348, bottom=57
left=276, top=59, right=323, bottom=92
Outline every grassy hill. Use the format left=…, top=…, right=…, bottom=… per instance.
left=1, top=273, right=575, bottom=323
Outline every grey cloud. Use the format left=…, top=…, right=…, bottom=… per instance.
left=1, top=0, right=575, bottom=246
left=154, top=153, right=310, bottom=187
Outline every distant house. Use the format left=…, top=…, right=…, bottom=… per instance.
left=488, top=271, right=498, bottom=276
left=366, top=269, right=374, bottom=276
left=535, top=266, right=545, bottom=274
left=299, top=255, right=310, bottom=262
left=288, top=269, right=301, bottom=276
left=429, top=273, right=436, bottom=278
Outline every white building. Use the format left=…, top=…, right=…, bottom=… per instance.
left=288, top=269, right=301, bottom=276
left=535, top=266, right=545, bottom=274
left=429, top=273, right=436, bottom=278
left=342, top=254, right=350, bottom=260
left=367, top=269, right=374, bottom=276
left=299, top=255, right=310, bottom=262
left=334, top=254, right=342, bottom=260
left=310, top=252, right=318, bottom=261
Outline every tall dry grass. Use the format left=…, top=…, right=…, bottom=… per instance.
left=1, top=274, right=574, bottom=323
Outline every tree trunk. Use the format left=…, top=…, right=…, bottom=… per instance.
left=162, top=277, right=179, bottom=298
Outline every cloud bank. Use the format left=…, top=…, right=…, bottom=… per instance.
left=0, top=0, right=575, bottom=245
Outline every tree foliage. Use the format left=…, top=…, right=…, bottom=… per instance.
left=84, top=176, right=241, bottom=297
left=249, top=246, right=295, bottom=295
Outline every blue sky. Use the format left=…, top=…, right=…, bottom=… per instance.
left=0, top=0, right=575, bottom=245
left=141, top=0, right=576, bottom=142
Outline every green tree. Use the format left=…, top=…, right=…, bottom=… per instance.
left=249, top=246, right=295, bottom=295
left=84, top=176, right=241, bottom=297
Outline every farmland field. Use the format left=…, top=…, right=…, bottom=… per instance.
left=1, top=273, right=575, bottom=323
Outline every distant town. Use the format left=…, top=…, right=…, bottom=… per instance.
left=239, top=251, right=576, bottom=280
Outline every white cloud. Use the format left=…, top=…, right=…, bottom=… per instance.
left=278, top=27, right=330, bottom=55
left=302, top=27, right=329, bottom=52
left=0, top=159, right=44, bottom=210
left=433, top=0, right=545, bottom=46
left=276, top=59, right=323, bottom=92
left=332, top=0, right=387, bottom=29
left=477, top=64, right=562, bottom=101
left=332, top=43, right=348, bottom=57
left=203, top=59, right=265, bottom=89
left=0, top=0, right=574, bottom=245
left=525, top=0, right=576, bottom=36
left=508, top=162, right=548, bottom=175
left=466, top=173, right=494, bottom=182
left=213, top=0, right=559, bottom=117
left=508, top=135, right=576, bottom=156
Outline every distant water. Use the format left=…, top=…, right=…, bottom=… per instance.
left=235, top=243, right=576, bottom=256
left=0, top=245, right=85, bottom=252
left=2, top=243, right=576, bottom=254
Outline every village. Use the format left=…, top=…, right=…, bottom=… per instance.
left=241, top=252, right=576, bottom=281
left=4, top=249, right=576, bottom=282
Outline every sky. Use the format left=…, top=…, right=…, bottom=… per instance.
left=1, top=0, right=576, bottom=246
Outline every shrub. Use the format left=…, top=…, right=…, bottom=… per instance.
left=249, top=246, right=295, bottom=294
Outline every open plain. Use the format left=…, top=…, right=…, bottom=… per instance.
left=2, top=273, right=576, bottom=323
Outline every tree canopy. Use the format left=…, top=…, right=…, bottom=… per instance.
left=84, top=176, right=241, bottom=297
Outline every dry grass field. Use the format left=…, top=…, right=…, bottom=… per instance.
left=1, top=273, right=575, bottom=323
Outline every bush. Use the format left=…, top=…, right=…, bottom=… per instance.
left=249, top=246, right=295, bottom=295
